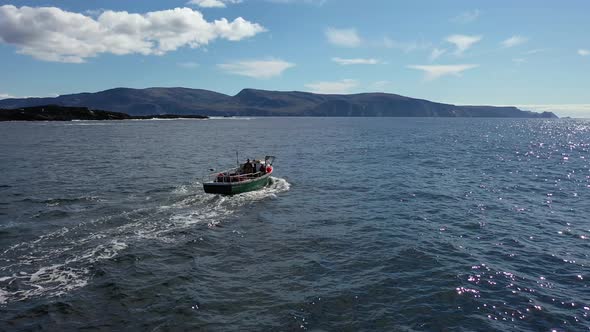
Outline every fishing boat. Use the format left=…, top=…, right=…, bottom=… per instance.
left=203, top=156, right=275, bottom=195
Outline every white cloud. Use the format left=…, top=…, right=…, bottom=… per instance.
left=0, top=5, right=265, bottom=63
left=305, top=79, right=358, bottom=94
left=446, top=34, right=482, bottom=55
left=578, top=49, right=590, bottom=56
left=429, top=48, right=447, bottom=61
left=178, top=61, right=199, bottom=68
left=516, top=104, right=590, bottom=118
left=331, top=57, right=380, bottom=65
left=452, top=10, right=481, bottom=24
left=0, top=93, right=15, bottom=99
left=218, top=58, right=294, bottom=79
left=408, top=64, right=479, bottom=80
left=325, top=27, right=361, bottom=47
left=187, top=0, right=242, bottom=8
left=501, top=35, right=528, bottom=48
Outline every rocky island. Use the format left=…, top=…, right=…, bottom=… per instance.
left=0, top=87, right=558, bottom=118
left=0, top=105, right=208, bottom=121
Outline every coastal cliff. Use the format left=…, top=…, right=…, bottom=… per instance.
left=0, top=88, right=558, bottom=118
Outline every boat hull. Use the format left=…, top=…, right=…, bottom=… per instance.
left=203, top=173, right=272, bottom=195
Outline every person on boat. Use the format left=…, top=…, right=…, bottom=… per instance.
left=259, top=164, right=265, bottom=174
left=243, top=159, right=253, bottom=174
left=250, top=159, right=257, bottom=174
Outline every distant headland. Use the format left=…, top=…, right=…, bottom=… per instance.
left=0, top=105, right=208, bottom=122
left=0, top=87, right=558, bottom=119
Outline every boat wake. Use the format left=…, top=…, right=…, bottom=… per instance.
left=0, top=177, right=290, bottom=304
left=170, top=176, right=290, bottom=228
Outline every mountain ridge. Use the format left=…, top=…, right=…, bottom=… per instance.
left=0, top=87, right=558, bottom=118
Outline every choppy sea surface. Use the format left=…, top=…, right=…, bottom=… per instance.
left=0, top=117, right=589, bottom=331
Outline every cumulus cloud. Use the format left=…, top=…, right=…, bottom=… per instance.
left=452, top=10, right=481, bottom=24
left=578, top=49, right=590, bottom=56
left=0, top=93, right=15, bottom=99
left=305, top=79, right=358, bottom=94
left=218, top=58, right=294, bottom=79
left=446, top=34, right=482, bottom=55
left=325, top=27, right=361, bottom=47
left=0, top=5, right=265, bottom=63
left=429, top=48, right=447, bottom=61
left=407, top=64, right=479, bottom=80
left=187, top=0, right=242, bottom=8
left=501, top=35, right=527, bottom=48
left=331, top=57, right=380, bottom=65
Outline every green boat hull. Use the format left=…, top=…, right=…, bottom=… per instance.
left=203, top=173, right=272, bottom=195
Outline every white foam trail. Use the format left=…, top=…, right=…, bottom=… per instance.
left=0, top=288, right=9, bottom=304
left=172, top=184, right=191, bottom=195
left=1, top=226, right=70, bottom=256
left=232, top=177, right=291, bottom=202
left=0, top=240, right=127, bottom=303
left=0, top=177, right=289, bottom=303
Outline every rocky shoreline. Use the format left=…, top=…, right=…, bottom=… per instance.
left=0, top=105, right=208, bottom=121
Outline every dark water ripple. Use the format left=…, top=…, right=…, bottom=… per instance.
left=0, top=118, right=589, bottom=331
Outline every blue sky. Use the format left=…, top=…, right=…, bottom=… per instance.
left=0, top=0, right=589, bottom=116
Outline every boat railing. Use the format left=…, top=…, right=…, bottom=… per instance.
left=203, top=168, right=268, bottom=184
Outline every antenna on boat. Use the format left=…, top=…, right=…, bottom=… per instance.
left=236, top=151, right=239, bottom=167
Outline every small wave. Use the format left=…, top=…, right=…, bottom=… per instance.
left=43, top=196, right=101, bottom=206
left=14, top=196, right=101, bottom=206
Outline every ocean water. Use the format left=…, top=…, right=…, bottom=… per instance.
left=0, top=117, right=589, bottom=331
